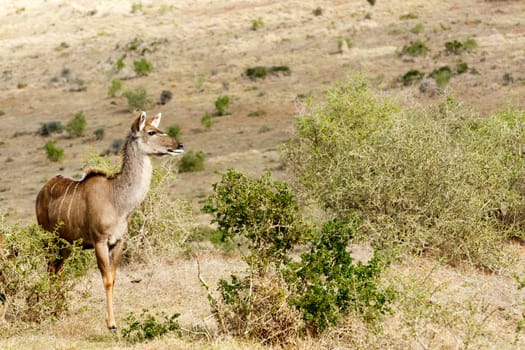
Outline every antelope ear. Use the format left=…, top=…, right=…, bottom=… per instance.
left=131, top=111, right=147, bottom=133
left=150, top=113, right=162, bottom=128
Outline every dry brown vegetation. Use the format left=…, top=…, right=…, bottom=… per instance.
left=1, top=0, right=525, bottom=348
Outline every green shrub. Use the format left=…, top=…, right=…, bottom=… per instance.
left=456, top=62, right=469, bottom=75
left=269, top=65, right=291, bottom=76
left=166, top=124, right=181, bottom=139
left=259, top=124, right=271, bottom=133
left=215, top=95, right=231, bottom=116
left=178, top=150, right=205, bottom=173
left=133, top=58, right=153, bottom=76
left=337, top=37, right=353, bottom=51
left=131, top=2, right=143, bottom=13
left=245, top=66, right=291, bottom=80
left=462, top=38, right=478, bottom=51
left=286, top=219, right=394, bottom=334
left=202, top=170, right=392, bottom=343
left=107, top=138, right=125, bottom=155
left=400, top=39, right=429, bottom=56
left=445, top=38, right=477, bottom=54
left=409, top=23, right=424, bottom=34
left=402, top=69, right=424, bottom=86
left=247, top=109, right=266, bottom=117
left=444, top=40, right=463, bottom=54
left=65, top=111, right=87, bottom=137
left=430, top=66, right=453, bottom=87
left=400, top=12, right=418, bottom=20
left=0, top=214, right=91, bottom=323
left=121, top=309, right=181, bottom=344
left=82, top=151, right=120, bottom=177
left=38, top=121, right=63, bottom=136
left=44, top=141, right=64, bottom=162
left=200, top=112, right=213, bottom=129
left=93, top=128, right=105, bottom=141
left=283, top=77, right=523, bottom=270
left=245, top=66, right=268, bottom=80
left=503, top=72, right=514, bottom=85
left=203, top=170, right=304, bottom=266
left=108, top=79, right=123, bottom=97
left=116, top=56, right=126, bottom=71
left=251, top=18, right=264, bottom=31
left=159, top=90, right=172, bottom=105
left=123, top=86, right=154, bottom=112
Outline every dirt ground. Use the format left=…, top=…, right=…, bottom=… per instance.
left=1, top=0, right=525, bottom=348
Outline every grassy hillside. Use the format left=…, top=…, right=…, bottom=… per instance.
left=1, top=0, right=525, bottom=349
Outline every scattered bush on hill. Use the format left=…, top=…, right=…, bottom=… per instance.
left=44, top=140, right=64, bottom=162
left=123, top=86, right=155, bottom=112
left=65, top=111, right=87, bottom=138
left=200, top=111, right=213, bottom=129
left=178, top=150, right=205, bottom=173
left=444, top=38, right=477, bottom=55
left=108, top=79, right=123, bottom=97
left=245, top=65, right=291, bottom=80
left=166, top=124, right=181, bottom=140
left=400, top=39, right=429, bottom=56
left=159, top=90, right=173, bottom=105
left=133, top=58, right=153, bottom=76
left=214, top=95, right=231, bottom=116
left=38, top=121, right=63, bottom=136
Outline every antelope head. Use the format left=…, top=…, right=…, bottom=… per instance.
left=131, top=111, right=184, bottom=156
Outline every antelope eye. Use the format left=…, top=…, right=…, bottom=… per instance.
left=147, top=131, right=157, bottom=136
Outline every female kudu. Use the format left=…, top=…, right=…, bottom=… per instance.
left=35, top=111, right=184, bottom=331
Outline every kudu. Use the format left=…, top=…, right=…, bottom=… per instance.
left=35, top=111, right=184, bottom=331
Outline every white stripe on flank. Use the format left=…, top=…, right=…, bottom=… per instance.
left=57, top=182, right=73, bottom=223
left=67, top=183, right=79, bottom=222
left=50, top=182, right=58, bottom=197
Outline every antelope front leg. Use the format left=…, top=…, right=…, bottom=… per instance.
left=94, top=241, right=118, bottom=332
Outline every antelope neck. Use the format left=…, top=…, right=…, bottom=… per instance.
left=111, top=135, right=152, bottom=215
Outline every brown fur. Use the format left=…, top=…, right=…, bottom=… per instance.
left=35, top=111, right=183, bottom=331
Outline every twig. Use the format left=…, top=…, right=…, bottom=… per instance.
left=196, top=255, right=226, bottom=334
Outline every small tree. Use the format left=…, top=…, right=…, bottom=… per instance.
left=108, top=79, right=123, bottom=97
left=38, top=121, right=63, bottom=136
left=44, top=141, right=64, bottom=162
left=200, top=112, right=212, bottom=129
left=133, top=58, right=153, bottom=76
left=215, top=95, right=231, bottom=116
left=93, top=128, right=105, bottom=141
left=166, top=124, right=181, bottom=139
left=65, top=111, right=87, bottom=138
left=178, top=151, right=204, bottom=173
left=123, top=87, right=154, bottom=112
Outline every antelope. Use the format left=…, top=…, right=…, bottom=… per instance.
left=35, top=111, right=184, bottom=331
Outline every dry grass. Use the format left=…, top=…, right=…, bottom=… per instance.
left=2, top=252, right=524, bottom=349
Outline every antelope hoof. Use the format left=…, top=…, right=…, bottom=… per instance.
left=109, top=325, right=118, bottom=333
